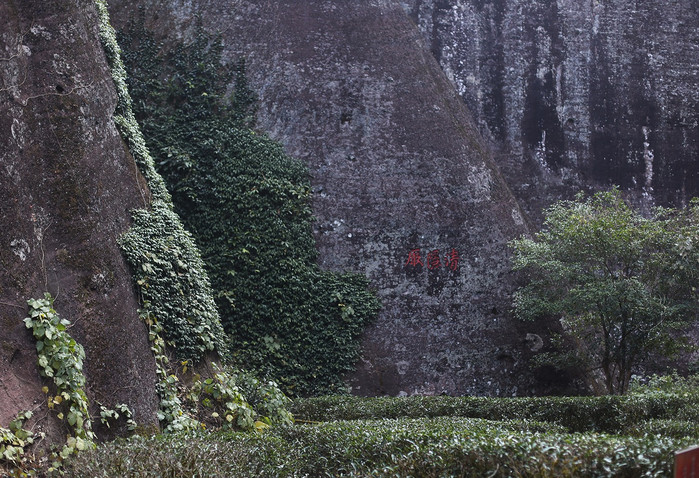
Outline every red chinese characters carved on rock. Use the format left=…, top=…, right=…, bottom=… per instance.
left=426, top=249, right=441, bottom=270
left=444, top=248, right=459, bottom=271
left=405, top=248, right=459, bottom=271
left=405, top=248, right=424, bottom=267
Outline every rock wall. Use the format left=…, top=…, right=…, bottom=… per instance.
left=108, top=0, right=551, bottom=396
left=0, top=0, right=157, bottom=432
left=3, top=0, right=692, bottom=403
left=404, top=0, right=698, bottom=218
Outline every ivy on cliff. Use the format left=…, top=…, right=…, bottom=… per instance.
left=118, top=203, right=227, bottom=360
left=118, top=16, right=381, bottom=396
left=95, top=0, right=227, bottom=363
left=95, top=1, right=292, bottom=434
left=24, top=294, right=95, bottom=461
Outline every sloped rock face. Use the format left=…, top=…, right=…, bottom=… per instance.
left=404, top=0, right=698, bottom=219
left=109, top=0, right=546, bottom=396
left=0, top=0, right=157, bottom=431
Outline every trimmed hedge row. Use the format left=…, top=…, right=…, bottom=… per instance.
left=290, top=392, right=698, bottom=433
left=624, top=419, right=699, bottom=440
left=63, top=418, right=693, bottom=477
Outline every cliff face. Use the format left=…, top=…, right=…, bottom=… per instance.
left=106, top=0, right=698, bottom=395
left=0, top=0, right=157, bottom=430
left=4, top=0, right=692, bottom=403
left=404, top=0, right=698, bottom=218
left=108, top=0, right=546, bottom=396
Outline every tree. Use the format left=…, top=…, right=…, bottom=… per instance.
left=511, top=189, right=698, bottom=394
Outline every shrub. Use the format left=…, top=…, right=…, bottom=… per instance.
left=63, top=417, right=693, bottom=477
left=624, top=419, right=699, bottom=439
left=290, top=384, right=699, bottom=434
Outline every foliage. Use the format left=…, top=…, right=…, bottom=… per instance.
left=59, top=373, right=699, bottom=477
left=188, top=369, right=256, bottom=430
left=118, top=203, right=228, bottom=361
left=95, top=0, right=170, bottom=202
left=623, top=419, right=699, bottom=439
left=185, top=364, right=292, bottom=432
left=61, top=429, right=280, bottom=478
left=626, top=373, right=699, bottom=421
left=97, top=0, right=223, bottom=433
left=118, top=16, right=380, bottom=395
left=118, top=13, right=258, bottom=201
left=141, top=309, right=291, bottom=435
left=62, top=417, right=692, bottom=477
left=0, top=411, right=36, bottom=474
left=234, top=370, right=294, bottom=426
left=290, top=377, right=699, bottom=433
left=96, top=2, right=294, bottom=438
left=269, top=418, right=687, bottom=478
left=137, top=309, right=198, bottom=433
left=510, top=189, right=699, bottom=394
left=96, top=0, right=227, bottom=365
left=24, top=294, right=95, bottom=461
left=99, top=403, right=136, bottom=432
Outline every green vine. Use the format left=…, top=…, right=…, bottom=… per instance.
left=185, top=363, right=293, bottom=431
left=187, top=365, right=256, bottom=430
left=94, top=0, right=169, bottom=202
left=24, top=293, right=95, bottom=463
left=20, top=295, right=140, bottom=472
left=118, top=203, right=228, bottom=361
left=95, top=0, right=227, bottom=366
left=140, top=311, right=200, bottom=433
left=94, top=0, right=296, bottom=433
left=0, top=411, right=36, bottom=474
left=98, top=403, right=136, bottom=432
left=230, top=370, right=294, bottom=426
left=118, top=13, right=381, bottom=396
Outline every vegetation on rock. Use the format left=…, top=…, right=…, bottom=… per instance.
left=96, top=0, right=228, bottom=364
left=118, top=203, right=228, bottom=361
left=0, top=411, right=36, bottom=474
left=24, top=293, right=96, bottom=464
left=4, top=2, right=699, bottom=476
left=95, top=0, right=292, bottom=438
left=117, top=15, right=380, bottom=396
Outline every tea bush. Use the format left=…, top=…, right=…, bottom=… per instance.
left=623, top=419, right=699, bottom=439
left=63, top=417, right=693, bottom=477
left=60, top=373, right=699, bottom=476
left=290, top=380, right=699, bottom=433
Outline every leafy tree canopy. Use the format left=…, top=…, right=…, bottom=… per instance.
left=511, top=189, right=698, bottom=394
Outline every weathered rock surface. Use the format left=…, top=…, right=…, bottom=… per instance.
left=0, top=0, right=157, bottom=432
left=0, top=0, right=690, bottom=402
left=404, top=0, right=698, bottom=219
left=109, top=0, right=549, bottom=396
